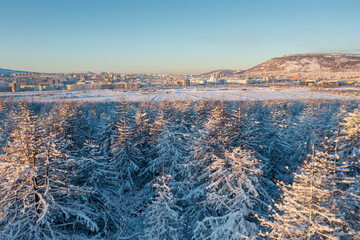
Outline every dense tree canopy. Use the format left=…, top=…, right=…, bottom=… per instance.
left=0, top=99, right=358, bottom=239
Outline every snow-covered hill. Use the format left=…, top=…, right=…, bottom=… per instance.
left=201, top=69, right=243, bottom=76
left=0, top=68, right=32, bottom=75
left=244, top=53, right=360, bottom=74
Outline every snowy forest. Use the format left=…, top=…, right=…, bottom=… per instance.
left=0, top=97, right=359, bottom=239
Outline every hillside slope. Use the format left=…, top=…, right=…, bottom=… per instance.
left=244, top=53, right=360, bottom=74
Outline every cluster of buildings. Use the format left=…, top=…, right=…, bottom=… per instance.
left=1, top=72, right=66, bottom=92
left=240, top=72, right=360, bottom=87
left=1, top=70, right=360, bottom=93
left=0, top=71, right=195, bottom=93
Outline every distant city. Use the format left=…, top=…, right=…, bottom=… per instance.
left=2, top=53, right=360, bottom=93
left=2, top=71, right=358, bottom=94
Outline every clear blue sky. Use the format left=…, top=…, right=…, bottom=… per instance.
left=1, top=0, right=359, bottom=74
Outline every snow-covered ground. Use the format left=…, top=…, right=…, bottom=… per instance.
left=0, top=87, right=355, bottom=102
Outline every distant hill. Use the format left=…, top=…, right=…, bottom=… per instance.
left=0, top=68, right=35, bottom=75
left=244, top=53, right=360, bottom=74
left=201, top=69, right=243, bottom=76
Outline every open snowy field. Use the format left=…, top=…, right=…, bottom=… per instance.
left=0, top=87, right=355, bottom=102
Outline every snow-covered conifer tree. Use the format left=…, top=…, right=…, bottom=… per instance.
left=107, top=104, right=147, bottom=238
left=183, top=102, right=231, bottom=235
left=193, top=147, right=266, bottom=240
left=86, top=107, right=99, bottom=141
left=57, top=102, right=90, bottom=151
left=0, top=97, right=9, bottom=153
left=192, top=100, right=210, bottom=128
left=260, top=142, right=357, bottom=239
left=146, top=112, right=190, bottom=197
left=77, top=140, right=131, bottom=238
left=228, top=102, right=253, bottom=149
left=336, top=107, right=360, bottom=233
left=143, top=174, right=182, bottom=240
left=0, top=103, right=98, bottom=239
left=133, top=105, right=153, bottom=163
left=95, top=112, right=118, bottom=157
left=112, top=107, right=143, bottom=191
left=0, top=97, right=5, bottom=114
left=291, top=102, right=337, bottom=158
left=259, top=105, right=296, bottom=183
left=338, top=107, right=360, bottom=167
left=191, top=101, right=230, bottom=169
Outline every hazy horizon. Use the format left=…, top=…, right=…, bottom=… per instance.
left=1, top=0, right=360, bottom=74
